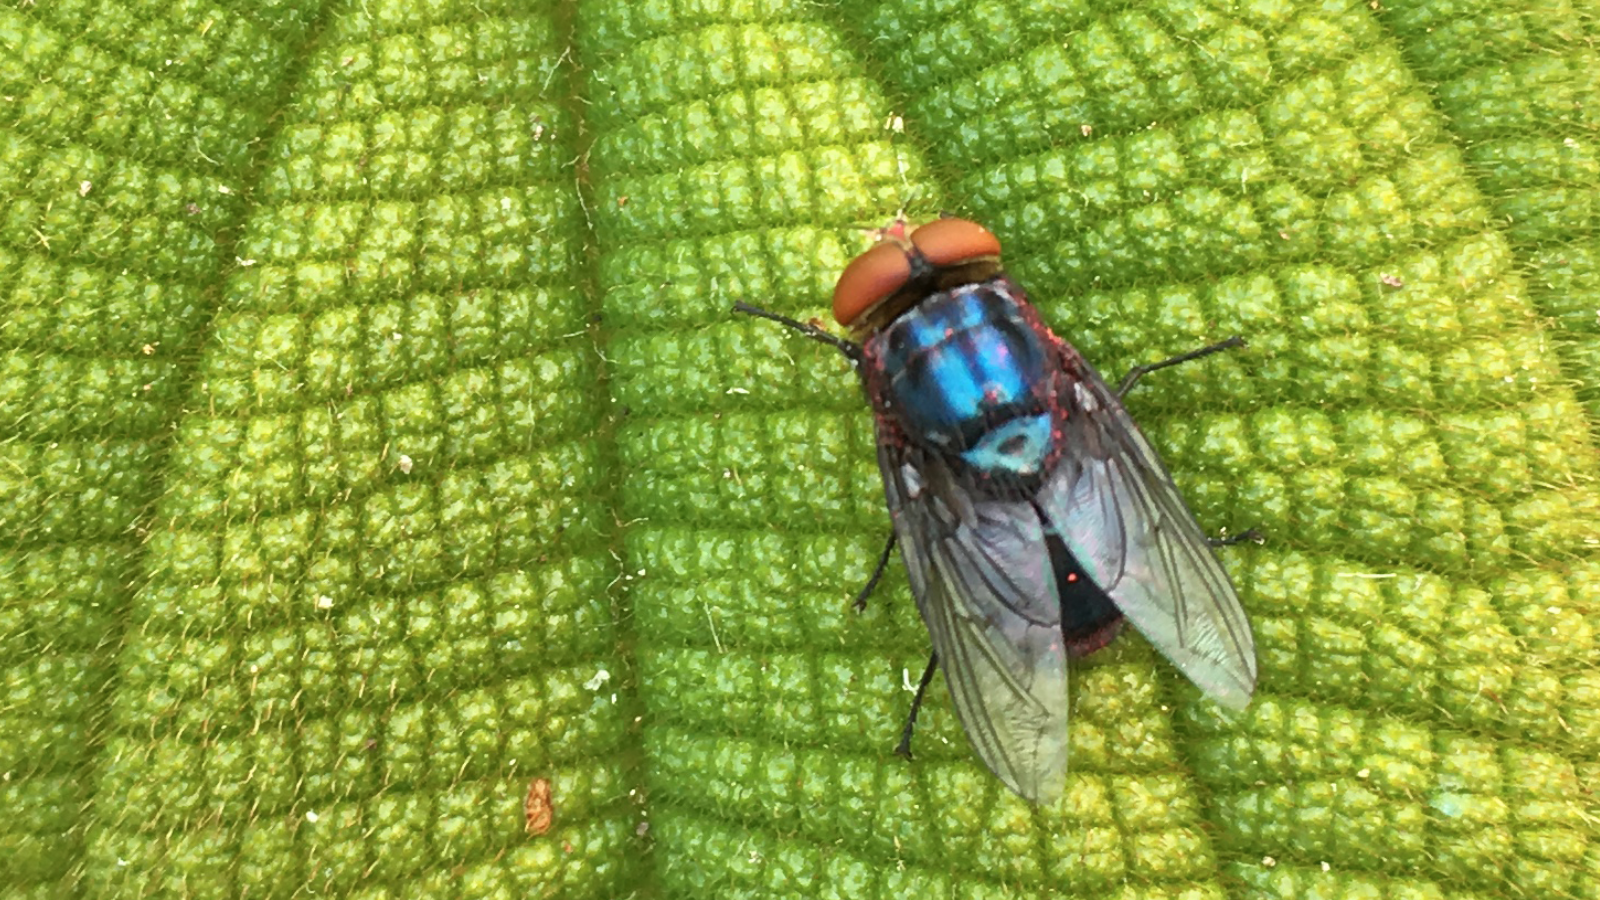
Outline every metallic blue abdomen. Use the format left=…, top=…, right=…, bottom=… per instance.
left=870, top=281, right=1058, bottom=477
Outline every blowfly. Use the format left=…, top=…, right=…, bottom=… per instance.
left=734, top=217, right=1256, bottom=803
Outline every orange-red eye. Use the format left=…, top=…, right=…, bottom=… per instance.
left=910, top=217, right=1002, bottom=267
left=832, top=241, right=912, bottom=326
left=831, top=218, right=1004, bottom=326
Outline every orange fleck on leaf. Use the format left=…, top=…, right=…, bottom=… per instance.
left=524, top=777, right=554, bottom=836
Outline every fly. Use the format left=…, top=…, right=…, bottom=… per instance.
left=734, top=216, right=1257, bottom=803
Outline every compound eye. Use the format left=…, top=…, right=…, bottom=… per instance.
left=832, top=241, right=911, bottom=326
left=910, top=217, right=1002, bottom=267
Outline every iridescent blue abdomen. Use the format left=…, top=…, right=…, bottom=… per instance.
left=866, top=279, right=1060, bottom=478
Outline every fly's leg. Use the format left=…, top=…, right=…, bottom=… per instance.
left=732, top=302, right=863, bottom=364
left=1208, top=528, right=1264, bottom=547
left=853, top=531, right=898, bottom=612
left=1115, top=335, right=1244, bottom=397
left=847, top=532, right=922, bottom=756
left=894, top=653, right=939, bottom=759
left=1120, top=340, right=1260, bottom=543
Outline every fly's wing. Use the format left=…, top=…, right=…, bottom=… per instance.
left=1037, top=352, right=1257, bottom=708
left=880, top=444, right=1069, bottom=804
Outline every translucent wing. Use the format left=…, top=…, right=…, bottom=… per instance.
left=879, top=444, right=1070, bottom=804
left=1036, top=351, right=1257, bottom=708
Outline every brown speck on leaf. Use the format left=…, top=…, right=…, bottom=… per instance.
left=186, top=203, right=201, bottom=215
left=525, top=777, right=554, bottom=835
left=562, top=841, right=574, bottom=854
left=1380, top=273, right=1404, bottom=288
left=617, top=195, right=629, bottom=208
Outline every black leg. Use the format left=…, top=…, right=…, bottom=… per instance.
left=894, top=653, right=939, bottom=759
left=1208, top=528, right=1264, bottom=547
left=1116, top=335, right=1245, bottom=397
left=733, top=301, right=863, bottom=364
left=852, top=531, right=898, bottom=612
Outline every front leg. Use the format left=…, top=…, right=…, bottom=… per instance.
left=733, top=302, right=863, bottom=365
left=1115, top=336, right=1244, bottom=397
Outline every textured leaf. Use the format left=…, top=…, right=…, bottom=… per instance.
left=2, top=0, right=1598, bottom=897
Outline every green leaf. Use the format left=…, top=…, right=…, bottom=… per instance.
left=3, top=0, right=1598, bottom=897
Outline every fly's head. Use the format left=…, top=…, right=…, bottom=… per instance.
left=831, top=217, right=1005, bottom=337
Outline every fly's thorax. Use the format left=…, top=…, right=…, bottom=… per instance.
left=862, top=279, right=1064, bottom=480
